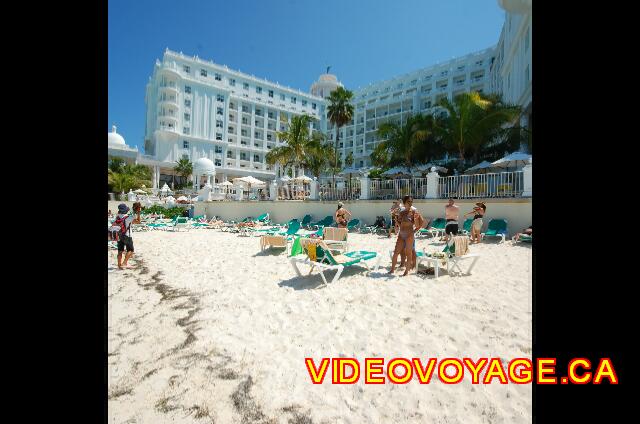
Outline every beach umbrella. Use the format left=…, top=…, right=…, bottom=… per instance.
left=491, top=152, right=532, bottom=171
left=279, top=175, right=291, bottom=182
left=219, top=181, right=233, bottom=186
left=415, top=163, right=448, bottom=174
left=176, top=196, right=188, bottom=201
left=133, top=188, right=147, bottom=194
left=464, top=160, right=493, bottom=174
left=293, top=175, right=313, bottom=182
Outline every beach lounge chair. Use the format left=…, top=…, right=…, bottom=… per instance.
left=346, top=219, right=360, bottom=232
left=290, top=239, right=381, bottom=284
left=301, top=214, right=313, bottom=229
left=260, top=234, right=289, bottom=252
left=481, top=219, right=508, bottom=243
left=169, top=216, right=191, bottom=232
left=416, top=218, right=446, bottom=238
left=322, top=227, right=349, bottom=253
left=419, top=236, right=481, bottom=279
left=512, top=234, right=532, bottom=243
left=459, top=218, right=474, bottom=236
left=309, top=216, right=333, bottom=230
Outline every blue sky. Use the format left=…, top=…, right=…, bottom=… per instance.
left=108, top=0, right=505, bottom=151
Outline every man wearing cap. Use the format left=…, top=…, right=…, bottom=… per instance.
left=114, top=203, right=141, bottom=269
left=444, top=198, right=459, bottom=242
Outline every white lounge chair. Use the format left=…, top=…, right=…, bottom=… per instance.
left=419, top=236, right=480, bottom=279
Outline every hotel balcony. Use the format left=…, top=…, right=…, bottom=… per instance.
left=159, top=83, right=178, bottom=95
left=159, top=97, right=178, bottom=106
left=159, top=62, right=181, bottom=77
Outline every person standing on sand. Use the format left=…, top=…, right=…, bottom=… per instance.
left=114, top=203, right=141, bottom=269
left=335, top=202, right=352, bottom=228
left=390, top=196, right=424, bottom=276
left=388, top=199, right=400, bottom=238
left=463, top=202, right=486, bottom=244
left=444, top=198, right=459, bottom=242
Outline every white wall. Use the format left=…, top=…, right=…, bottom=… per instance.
left=194, top=199, right=532, bottom=237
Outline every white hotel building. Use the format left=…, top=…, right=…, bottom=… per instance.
left=109, top=0, right=531, bottom=189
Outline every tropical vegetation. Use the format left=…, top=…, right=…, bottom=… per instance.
left=326, top=86, right=355, bottom=182
left=108, top=158, right=152, bottom=193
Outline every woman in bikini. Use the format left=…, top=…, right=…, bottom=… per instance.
left=335, top=202, right=352, bottom=228
left=463, top=202, right=486, bottom=244
left=390, top=196, right=423, bottom=276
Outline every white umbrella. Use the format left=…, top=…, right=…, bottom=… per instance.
left=491, top=152, right=532, bottom=171
left=293, top=175, right=313, bottom=182
left=161, top=183, right=172, bottom=192
left=219, top=181, right=234, bottom=186
left=176, top=196, right=189, bottom=201
left=464, top=160, right=493, bottom=174
left=133, top=189, right=147, bottom=194
left=279, top=175, right=291, bottom=182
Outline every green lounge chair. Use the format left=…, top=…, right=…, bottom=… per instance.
left=346, top=219, right=360, bottom=232
left=169, top=217, right=191, bottom=232
left=310, top=216, right=334, bottom=230
left=481, top=219, right=508, bottom=243
left=290, top=240, right=381, bottom=284
left=417, top=218, right=446, bottom=238
left=459, top=218, right=474, bottom=236
left=301, top=214, right=313, bottom=229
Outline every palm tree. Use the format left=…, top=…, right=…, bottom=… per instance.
left=434, top=92, right=521, bottom=164
left=304, top=142, right=334, bottom=180
left=327, top=86, right=355, bottom=184
left=107, top=162, right=152, bottom=193
left=372, top=114, right=435, bottom=170
left=265, top=114, right=324, bottom=176
left=174, top=158, right=193, bottom=189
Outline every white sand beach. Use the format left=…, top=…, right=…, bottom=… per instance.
left=108, top=229, right=532, bottom=423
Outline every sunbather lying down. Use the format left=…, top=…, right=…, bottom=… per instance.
left=513, top=225, right=532, bottom=241
left=237, top=221, right=260, bottom=228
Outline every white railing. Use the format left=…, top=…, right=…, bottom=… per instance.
left=318, top=179, right=361, bottom=201
left=369, top=178, right=429, bottom=200
left=437, top=171, right=524, bottom=199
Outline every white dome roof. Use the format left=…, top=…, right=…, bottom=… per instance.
left=108, top=125, right=126, bottom=146
left=193, top=157, right=216, bottom=175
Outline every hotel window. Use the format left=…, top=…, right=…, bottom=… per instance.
left=475, top=60, right=483, bottom=66
left=256, top=86, right=262, bottom=94
left=255, top=108, right=262, bottom=116
left=184, top=99, right=191, bottom=107
left=241, top=129, right=248, bottom=136
left=411, top=79, right=417, bottom=85
left=396, top=83, right=403, bottom=89
left=216, top=132, right=222, bottom=140
left=255, top=131, right=261, bottom=138
left=312, top=103, right=316, bottom=110
left=302, top=100, right=307, bottom=106
left=280, top=94, right=285, bottom=101
left=268, top=90, right=274, bottom=98
left=183, top=140, right=189, bottom=149
left=184, top=113, right=190, bottom=121
left=215, top=73, right=222, bottom=81
left=215, top=159, right=222, bottom=167
left=243, top=82, right=249, bottom=90
left=254, top=154, right=260, bottom=162
left=217, top=107, right=224, bottom=115
left=216, top=120, right=223, bottom=128
left=215, top=146, right=223, bottom=153
left=183, top=65, right=190, bottom=73
left=240, top=153, right=247, bottom=160
left=267, top=134, right=272, bottom=141
left=291, top=97, right=296, bottom=104
left=229, top=78, right=236, bottom=86
left=183, top=127, right=190, bottom=134
left=227, top=151, right=234, bottom=158
left=242, top=105, right=249, bottom=113
left=217, top=94, right=224, bottom=102
left=228, top=126, right=235, bottom=133
left=424, top=101, right=432, bottom=109
left=268, top=111, right=274, bottom=119
left=185, top=86, right=191, bottom=94
left=200, top=69, right=207, bottom=77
